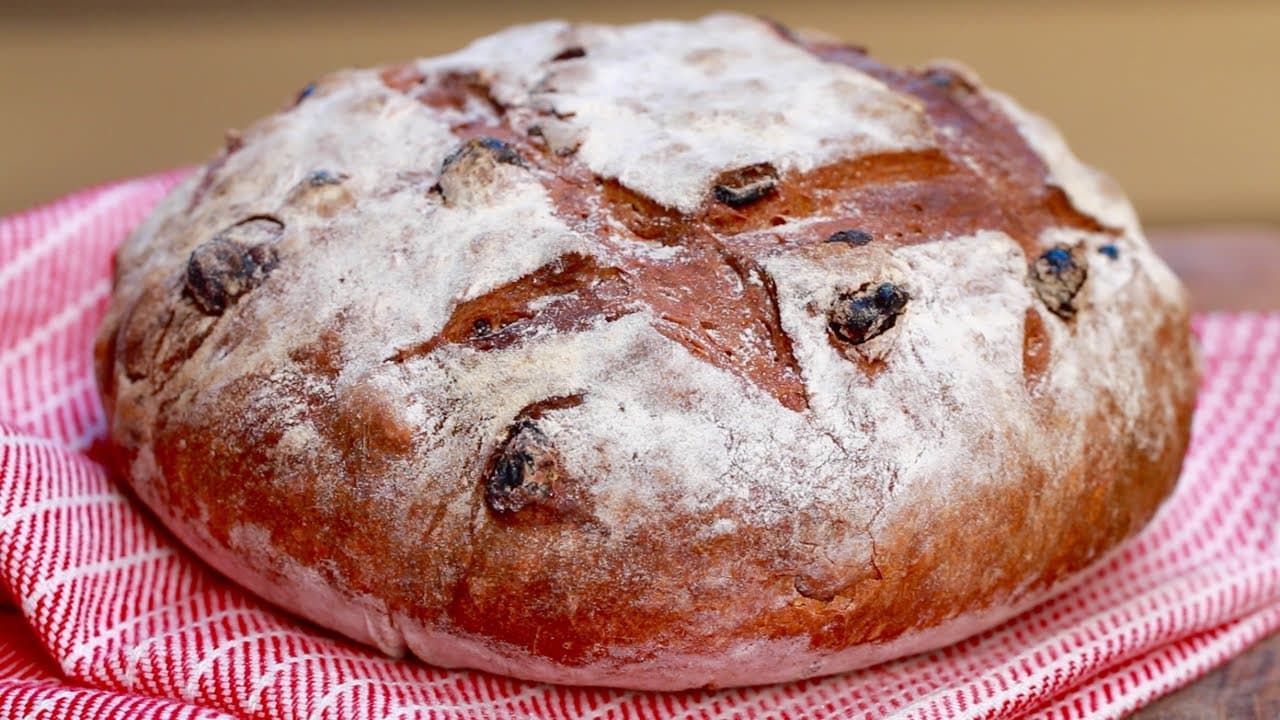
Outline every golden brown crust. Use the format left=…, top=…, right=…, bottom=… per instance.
left=95, top=14, right=1198, bottom=689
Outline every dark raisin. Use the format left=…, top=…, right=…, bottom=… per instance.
left=491, top=449, right=529, bottom=500
left=185, top=241, right=276, bottom=315
left=305, top=169, right=345, bottom=187
left=1098, top=244, right=1120, bottom=260
left=485, top=421, right=558, bottom=515
left=1042, top=247, right=1072, bottom=269
left=551, top=46, right=586, bottom=61
left=1031, top=245, right=1088, bottom=319
left=828, top=282, right=910, bottom=345
left=442, top=136, right=525, bottom=172
left=244, top=243, right=277, bottom=270
left=827, top=229, right=874, bottom=246
left=439, top=137, right=530, bottom=205
left=922, top=68, right=974, bottom=95
left=295, top=82, right=316, bottom=104
left=712, top=163, right=778, bottom=207
left=184, top=217, right=283, bottom=316
left=478, top=137, right=523, bottom=164
left=925, top=70, right=953, bottom=89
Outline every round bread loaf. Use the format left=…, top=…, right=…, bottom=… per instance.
left=95, top=14, right=1198, bottom=690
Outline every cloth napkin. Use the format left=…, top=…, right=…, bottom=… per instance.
left=1, top=174, right=1278, bottom=720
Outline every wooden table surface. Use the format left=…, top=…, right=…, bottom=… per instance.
left=1126, top=227, right=1280, bottom=719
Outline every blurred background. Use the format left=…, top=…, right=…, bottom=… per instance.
left=0, top=0, right=1277, bottom=226
left=1, top=5, right=1279, bottom=708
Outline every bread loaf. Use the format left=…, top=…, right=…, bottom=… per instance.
left=95, top=14, right=1198, bottom=690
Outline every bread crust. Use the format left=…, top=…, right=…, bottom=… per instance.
left=95, top=14, right=1197, bottom=690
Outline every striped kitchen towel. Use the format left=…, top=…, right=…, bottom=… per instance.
left=2, top=174, right=1278, bottom=719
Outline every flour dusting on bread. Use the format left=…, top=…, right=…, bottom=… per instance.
left=95, top=13, right=1197, bottom=690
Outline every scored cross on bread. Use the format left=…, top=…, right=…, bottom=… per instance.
left=95, top=14, right=1196, bottom=690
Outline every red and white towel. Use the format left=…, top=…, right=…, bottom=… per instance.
left=2, top=174, right=1278, bottom=719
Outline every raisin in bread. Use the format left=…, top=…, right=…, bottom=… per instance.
left=95, top=14, right=1197, bottom=690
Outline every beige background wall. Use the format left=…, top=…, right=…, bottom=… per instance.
left=1, top=1, right=1277, bottom=225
